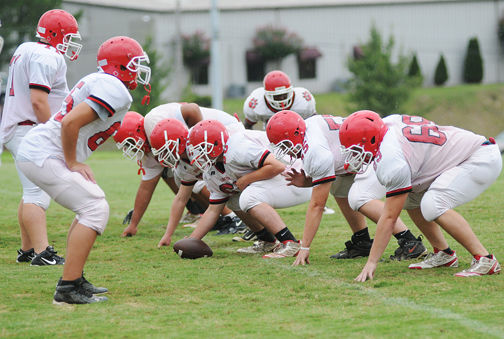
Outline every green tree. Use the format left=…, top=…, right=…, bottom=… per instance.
left=130, top=36, right=171, bottom=115
left=434, top=54, right=448, bottom=86
left=346, top=25, right=413, bottom=115
left=463, top=37, right=483, bottom=83
left=0, top=0, right=62, bottom=68
left=408, top=53, right=423, bottom=86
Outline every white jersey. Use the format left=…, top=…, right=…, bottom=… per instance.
left=144, top=102, right=239, bottom=142
left=141, top=152, right=164, bottom=181
left=243, top=87, right=316, bottom=125
left=17, top=72, right=132, bottom=166
left=302, top=115, right=346, bottom=185
left=204, top=130, right=272, bottom=203
left=0, top=42, right=68, bottom=144
left=375, top=114, right=486, bottom=196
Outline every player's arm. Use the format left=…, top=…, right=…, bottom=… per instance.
left=355, top=192, right=408, bottom=282
left=30, top=88, right=51, bottom=123
left=293, top=180, right=332, bottom=266
left=189, top=202, right=225, bottom=240
left=180, top=103, right=203, bottom=128
left=158, top=183, right=195, bottom=247
left=122, top=175, right=161, bottom=237
left=243, top=118, right=256, bottom=130
left=61, top=102, right=99, bottom=182
left=235, top=153, right=285, bottom=190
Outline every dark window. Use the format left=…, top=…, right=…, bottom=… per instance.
left=246, top=50, right=265, bottom=82
left=190, top=65, right=208, bottom=85
left=298, top=58, right=316, bottom=79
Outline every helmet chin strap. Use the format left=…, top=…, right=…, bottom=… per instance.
left=141, top=83, right=151, bottom=106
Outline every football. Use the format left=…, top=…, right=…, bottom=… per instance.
left=173, top=238, right=213, bottom=259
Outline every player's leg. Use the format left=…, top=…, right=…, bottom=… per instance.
left=421, top=144, right=501, bottom=276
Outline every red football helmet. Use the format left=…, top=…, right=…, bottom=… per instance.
left=339, top=110, right=388, bottom=174
left=150, top=119, right=189, bottom=168
left=36, top=9, right=82, bottom=61
left=266, top=110, right=306, bottom=165
left=263, top=70, right=294, bottom=111
left=97, top=36, right=150, bottom=90
left=187, top=120, right=229, bottom=172
left=113, top=111, right=150, bottom=160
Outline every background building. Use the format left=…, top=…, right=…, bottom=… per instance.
left=63, top=0, right=504, bottom=100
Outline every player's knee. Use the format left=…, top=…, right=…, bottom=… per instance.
left=22, top=188, right=51, bottom=210
left=238, top=189, right=260, bottom=212
left=79, top=198, right=110, bottom=234
left=420, top=192, right=446, bottom=222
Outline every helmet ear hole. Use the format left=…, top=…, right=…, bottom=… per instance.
left=371, top=136, right=376, bottom=144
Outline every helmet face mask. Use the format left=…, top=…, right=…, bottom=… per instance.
left=113, top=111, right=148, bottom=161
left=187, top=120, right=229, bottom=173
left=271, top=140, right=302, bottom=166
left=36, top=9, right=82, bottom=61
left=266, top=110, right=306, bottom=165
left=339, top=110, right=387, bottom=174
left=117, top=137, right=145, bottom=160
left=149, top=119, right=188, bottom=168
left=263, top=70, right=294, bottom=111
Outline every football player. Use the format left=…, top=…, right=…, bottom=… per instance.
left=186, top=120, right=313, bottom=257
left=0, top=9, right=82, bottom=265
left=243, top=70, right=316, bottom=129
left=266, top=110, right=427, bottom=266
left=114, top=102, right=245, bottom=239
left=339, top=110, right=501, bottom=281
left=16, top=36, right=151, bottom=304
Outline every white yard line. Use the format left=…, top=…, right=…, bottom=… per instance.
left=267, top=260, right=504, bottom=338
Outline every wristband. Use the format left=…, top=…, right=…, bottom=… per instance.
left=300, top=246, right=310, bottom=251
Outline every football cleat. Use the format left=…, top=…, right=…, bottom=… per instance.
left=16, top=248, right=35, bottom=263
left=237, top=240, right=281, bottom=254
left=330, top=236, right=372, bottom=259
left=232, top=228, right=257, bottom=242
left=31, top=246, right=65, bottom=266
left=262, top=240, right=300, bottom=258
left=390, top=236, right=428, bottom=261
left=408, top=250, right=458, bottom=269
left=454, top=255, right=501, bottom=277
left=53, top=278, right=108, bottom=305
left=323, top=206, right=335, bottom=215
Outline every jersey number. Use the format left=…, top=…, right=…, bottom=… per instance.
left=401, top=115, right=446, bottom=146
left=322, top=115, right=341, bottom=131
left=88, top=121, right=121, bottom=151
left=54, top=81, right=85, bottom=122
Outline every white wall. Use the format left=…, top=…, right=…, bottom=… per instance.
left=63, top=0, right=504, bottom=100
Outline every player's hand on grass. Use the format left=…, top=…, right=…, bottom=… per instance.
left=69, top=162, right=96, bottom=183
left=121, top=224, right=138, bottom=237
left=293, top=248, right=310, bottom=266
left=157, top=234, right=172, bottom=248
left=355, top=261, right=376, bottom=282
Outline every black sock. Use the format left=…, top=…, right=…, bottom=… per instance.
left=353, top=227, right=370, bottom=242
left=442, top=247, right=454, bottom=255
left=394, top=230, right=416, bottom=242
left=485, top=254, right=493, bottom=259
left=255, top=228, right=276, bottom=243
left=59, top=277, right=81, bottom=286
left=275, top=227, right=297, bottom=243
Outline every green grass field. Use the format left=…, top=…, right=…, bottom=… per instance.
left=1, top=149, right=504, bottom=338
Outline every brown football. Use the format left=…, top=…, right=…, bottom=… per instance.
left=173, top=238, right=213, bottom=259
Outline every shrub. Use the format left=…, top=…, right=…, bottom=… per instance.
left=182, top=31, right=210, bottom=67
left=181, top=82, right=211, bottom=107
left=253, top=25, right=303, bottom=61
left=346, top=25, right=413, bottom=116
left=408, top=54, right=423, bottom=86
left=463, top=37, right=483, bottom=83
left=434, top=54, right=448, bottom=86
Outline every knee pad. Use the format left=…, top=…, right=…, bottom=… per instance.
left=77, top=198, right=110, bottom=235
left=23, top=187, right=51, bottom=210
left=420, top=191, right=447, bottom=222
